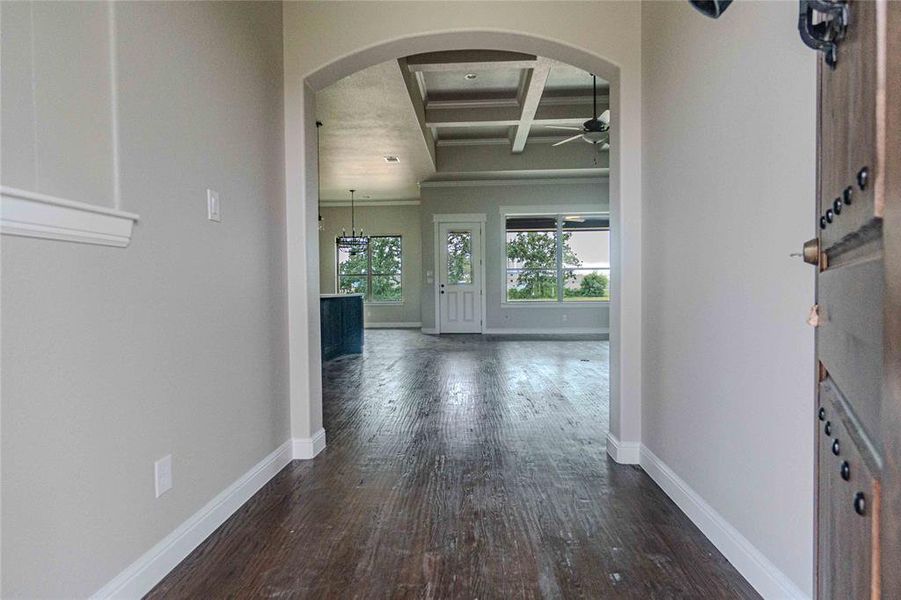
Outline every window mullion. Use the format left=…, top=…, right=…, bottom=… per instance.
left=366, top=245, right=373, bottom=302
left=556, top=216, right=564, bottom=302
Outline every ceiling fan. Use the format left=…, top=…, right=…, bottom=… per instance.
left=547, top=74, right=610, bottom=149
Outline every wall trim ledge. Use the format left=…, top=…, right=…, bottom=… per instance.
left=90, top=439, right=294, bottom=599
left=639, top=445, right=809, bottom=600
left=292, top=428, right=327, bottom=459
left=1, top=186, right=139, bottom=247
left=605, top=432, right=640, bottom=464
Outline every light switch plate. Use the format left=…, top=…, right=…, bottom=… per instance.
left=154, top=454, right=172, bottom=498
left=207, top=189, right=221, bottom=222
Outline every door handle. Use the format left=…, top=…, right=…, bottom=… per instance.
left=791, top=238, right=820, bottom=266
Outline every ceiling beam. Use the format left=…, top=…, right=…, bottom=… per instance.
left=511, top=59, right=552, bottom=153
left=405, top=50, right=538, bottom=72
left=437, top=138, right=609, bottom=174
left=425, top=98, right=607, bottom=128
left=396, top=58, right=437, bottom=170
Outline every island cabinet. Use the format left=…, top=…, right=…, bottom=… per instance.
left=319, top=294, right=364, bottom=361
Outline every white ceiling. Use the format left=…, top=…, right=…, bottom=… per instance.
left=315, top=50, right=610, bottom=201
left=315, top=60, right=433, bottom=201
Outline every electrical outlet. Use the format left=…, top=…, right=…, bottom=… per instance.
left=207, top=189, right=221, bottom=222
left=154, top=454, right=173, bottom=498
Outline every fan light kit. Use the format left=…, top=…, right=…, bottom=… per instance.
left=336, top=189, right=368, bottom=256
left=548, top=74, right=611, bottom=150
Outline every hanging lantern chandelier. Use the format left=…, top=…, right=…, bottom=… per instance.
left=316, top=120, right=324, bottom=231
left=336, top=189, right=368, bottom=255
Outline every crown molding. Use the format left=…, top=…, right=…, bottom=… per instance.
left=421, top=176, right=608, bottom=188
left=320, top=199, right=420, bottom=208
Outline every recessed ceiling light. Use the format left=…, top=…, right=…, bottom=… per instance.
left=384, top=155, right=400, bottom=163
left=464, top=73, right=478, bottom=80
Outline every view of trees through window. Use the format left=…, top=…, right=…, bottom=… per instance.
left=505, top=215, right=609, bottom=302
left=337, top=236, right=402, bottom=302
left=446, top=231, right=473, bottom=284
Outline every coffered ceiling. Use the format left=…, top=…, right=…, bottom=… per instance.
left=315, top=50, right=610, bottom=201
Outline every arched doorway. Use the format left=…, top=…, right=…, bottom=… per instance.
left=285, top=27, right=643, bottom=464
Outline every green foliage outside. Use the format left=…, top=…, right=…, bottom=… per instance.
left=506, top=231, right=609, bottom=301
left=577, top=271, right=608, bottom=298
left=337, top=236, right=402, bottom=302
left=446, top=232, right=473, bottom=284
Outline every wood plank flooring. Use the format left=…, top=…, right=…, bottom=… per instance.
left=148, top=330, right=758, bottom=599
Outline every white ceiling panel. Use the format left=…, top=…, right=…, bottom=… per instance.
left=315, top=60, right=435, bottom=200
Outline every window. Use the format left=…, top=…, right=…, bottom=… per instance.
left=337, top=236, right=402, bottom=302
left=505, top=215, right=609, bottom=303
left=446, top=231, right=473, bottom=284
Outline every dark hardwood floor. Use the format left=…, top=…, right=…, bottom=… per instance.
left=148, top=330, right=757, bottom=599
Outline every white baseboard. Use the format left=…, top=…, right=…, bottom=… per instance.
left=421, top=327, right=439, bottom=335
left=639, top=446, right=808, bottom=600
left=605, top=432, right=640, bottom=464
left=483, top=327, right=609, bottom=336
left=292, top=428, right=327, bottom=459
left=364, top=321, right=422, bottom=329
left=91, top=439, right=294, bottom=599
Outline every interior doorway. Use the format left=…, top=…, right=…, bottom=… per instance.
left=291, top=31, right=642, bottom=465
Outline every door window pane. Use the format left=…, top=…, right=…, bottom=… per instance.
left=446, top=231, right=473, bottom=284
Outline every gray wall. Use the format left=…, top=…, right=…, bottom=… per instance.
left=420, top=180, right=609, bottom=333
left=1, top=2, right=288, bottom=597
left=642, top=1, right=815, bottom=594
left=319, top=204, right=423, bottom=326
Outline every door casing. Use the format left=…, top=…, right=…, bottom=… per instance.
left=433, top=213, right=487, bottom=335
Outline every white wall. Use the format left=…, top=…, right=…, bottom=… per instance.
left=420, top=180, right=609, bottom=333
left=319, top=204, right=423, bottom=326
left=1, top=1, right=117, bottom=207
left=642, top=1, right=815, bottom=595
left=1, top=2, right=288, bottom=597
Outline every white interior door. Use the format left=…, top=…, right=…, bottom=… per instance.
left=438, top=222, right=482, bottom=333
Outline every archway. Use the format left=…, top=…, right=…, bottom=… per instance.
left=284, top=29, right=642, bottom=463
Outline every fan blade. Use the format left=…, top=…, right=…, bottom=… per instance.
left=553, top=134, right=583, bottom=147
left=600, top=142, right=610, bottom=151
left=598, top=109, right=611, bottom=125
left=545, top=125, right=583, bottom=131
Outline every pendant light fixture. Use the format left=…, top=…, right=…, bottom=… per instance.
left=336, top=189, right=368, bottom=256
left=315, top=120, right=324, bottom=231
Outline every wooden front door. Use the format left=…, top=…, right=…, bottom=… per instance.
left=813, top=1, right=899, bottom=597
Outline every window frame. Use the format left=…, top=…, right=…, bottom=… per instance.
left=501, top=212, right=610, bottom=307
left=336, top=234, right=404, bottom=304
